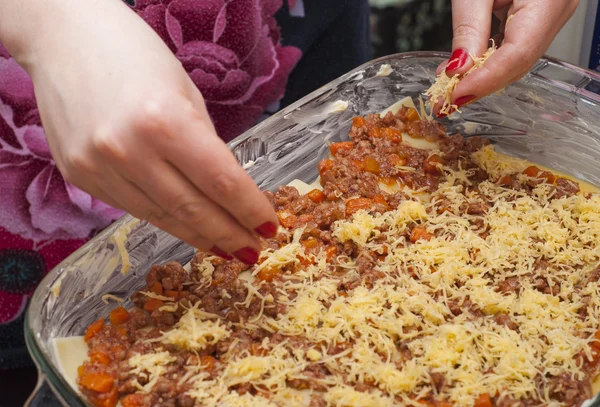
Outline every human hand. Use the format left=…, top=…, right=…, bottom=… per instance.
left=437, top=0, right=579, bottom=110
left=3, top=0, right=278, bottom=265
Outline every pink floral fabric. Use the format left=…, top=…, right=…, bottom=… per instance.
left=134, top=0, right=302, bottom=141
left=0, top=0, right=301, bottom=325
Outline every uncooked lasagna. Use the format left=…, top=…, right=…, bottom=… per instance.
left=72, top=103, right=600, bottom=407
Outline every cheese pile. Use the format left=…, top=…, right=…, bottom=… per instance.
left=125, top=145, right=600, bottom=407
left=425, top=43, right=497, bottom=116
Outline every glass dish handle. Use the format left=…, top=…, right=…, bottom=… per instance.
left=25, top=373, right=67, bottom=407
left=533, top=55, right=600, bottom=102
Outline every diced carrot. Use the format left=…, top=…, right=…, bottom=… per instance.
left=423, top=154, right=444, bottom=175
left=329, top=141, right=354, bottom=156
left=523, top=166, right=540, bottom=177
left=474, top=393, right=492, bottom=407
left=150, top=282, right=163, bottom=295
left=410, top=226, right=434, bottom=243
left=302, top=237, right=319, bottom=249
left=387, top=153, right=405, bottom=167
left=277, top=210, right=297, bottom=229
left=109, top=306, right=130, bottom=326
left=325, top=246, right=338, bottom=261
left=352, top=116, right=366, bottom=127
left=84, top=319, right=105, bottom=342
left=89, top=388, right=119, bottom=407
left=257, top=267, right=280, bottom=282
left=90, top=351, right=111, bottom=365
left=345, top=197, right=374, bottom=216
left=78, top=365, right=86, bottom=378
left=80, top=372, right=114, bottom=393
left=352, top=159, right=365, bottom=170
left=497, top=175, right=512, bottom=185
left=437, top=403, right=452, bottom=407
left=250, top=343, right=267, bottom=356
left=143, top=298, right=164, bottom=312
left=380, top=176, right=399, bottom=186
left=200, top=355, right=218, bottom=373
left=164, top=290, right=179, bottom=300
left=590, top=330, right=600, bottom=350
left=405, top=108, right=420, bottom=122
left=178, top=291, right=190, bottom=299
left=382, top=127, right=403, bottom=143
left=539, top=170, right=556, bottom=184
left=121, top=394, right=149, bottom=407
left=307, top=189, right=326, bottom=203
left=368, top=127, right=382, bottom=139
left=363, top=156, right=381, bottom=174
left=298, top=255, right=314, bottom=267
left=373, top=194, right=389, bottom=210
left=318, top=159, right=335, bottom=176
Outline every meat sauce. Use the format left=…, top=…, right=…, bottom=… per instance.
left=77, top=106, right=596, bottom=407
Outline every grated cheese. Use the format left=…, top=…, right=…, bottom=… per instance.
left=101, top=294, right=124, bottom=304
left=425, top=42, right=497, bottom=115
left=103, top=141, right=600, bottom=406
left=152, top=302, right=230, bottom=350
left=128, top=351, right=177, bottom=393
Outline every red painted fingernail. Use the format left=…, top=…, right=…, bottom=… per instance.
left=455, top=95, right=476, bottom=107
left=254, top=222, right=278, bottom=238
left=211, top=246, right=233, bottom=260
left=445, top=48, right=469, bottom=73
left=233, top=247, right=260, bottom=265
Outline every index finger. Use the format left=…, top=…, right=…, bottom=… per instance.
left=167, top=111, right=280, bottom=240
left=450, top=8, right=555, bottom=103
left=445, top=0, right=494, bottom=76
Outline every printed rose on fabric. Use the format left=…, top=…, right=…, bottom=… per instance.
left=0, top=228, right=87, bottom=324
left=0, top=46, right=125, bottom=243
left=133, top=0, right=302, bottom=142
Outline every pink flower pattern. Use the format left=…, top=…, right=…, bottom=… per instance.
left=133, top=0, right=302, bottom=141
left=0, top=0, right=301, bottom=324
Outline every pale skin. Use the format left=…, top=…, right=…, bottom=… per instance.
left=0, top=0, right=579, bottom=264
left=437, top=0, right=580, bottom=111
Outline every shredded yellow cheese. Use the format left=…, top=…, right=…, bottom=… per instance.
left=128, top=351, right=177, bottom=393
left=119, top=143, right=600, bottom=407
left=425, top=42, right=497, bottom=115
left=152, top=302, right=230, bottom=350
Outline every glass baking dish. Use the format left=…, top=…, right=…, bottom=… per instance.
left=24, top=52, right=600, bottom=406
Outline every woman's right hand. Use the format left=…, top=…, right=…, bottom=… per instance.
left=0, top=0, right=278, bottom=264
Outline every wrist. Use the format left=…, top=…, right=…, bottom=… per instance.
left=0, top=0, right=127, bottom=71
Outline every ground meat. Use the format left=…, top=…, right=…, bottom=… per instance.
left=406, top=119, right=446, bottom=141
left=312, top=202, right=344, bottom=228
left=146, top=262, right=189, bottom=292
left=464, top=200, right=490, bottom=215
left=540, top=373, right=592, bottom=406
left=273, top=186, right=302, bottom=210
left=493, top=314, right=519, bottom=331
left=464, top=136, right=491, bottom=152
left=78, top=109, right=599, bottom=407
left=498, top=276, right=521, bottom=294
left=448, top=297, right=483, bottom=317
left=429, top=372, right=446, bottom=392
left=309, top=395, right=327, bottom=407
left=555, top=177, right=580, bottom=199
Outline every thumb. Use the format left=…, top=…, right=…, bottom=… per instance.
left=445, top=0, right=495, bottom=76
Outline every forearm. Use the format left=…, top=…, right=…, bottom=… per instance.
left=0, top=0, right=64, bottom=65
left=0, top=0, right=136, bottom=69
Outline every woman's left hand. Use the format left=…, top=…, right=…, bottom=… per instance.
left=438, top=0, right=579, bottom=109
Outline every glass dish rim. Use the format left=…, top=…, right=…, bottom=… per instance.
left=24, top=50, right=600, bottom=406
